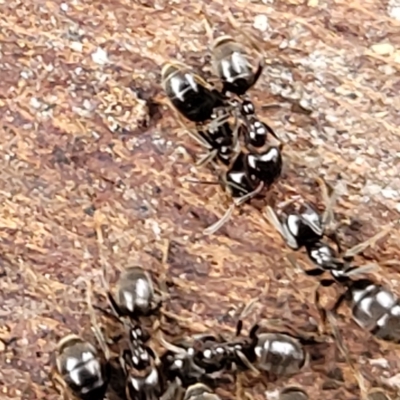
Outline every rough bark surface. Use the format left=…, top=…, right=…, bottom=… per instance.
left=1, top=0, right=400, bottom=399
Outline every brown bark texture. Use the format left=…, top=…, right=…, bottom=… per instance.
left=0, top=0, right=400, bottom=399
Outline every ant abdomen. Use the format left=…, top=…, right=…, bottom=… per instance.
left=253, top=333, right=307, bottom=377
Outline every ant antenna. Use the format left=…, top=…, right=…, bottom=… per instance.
left=326, top=311, right=368, bottom=399
left=183, top=177, right=220, bottom=185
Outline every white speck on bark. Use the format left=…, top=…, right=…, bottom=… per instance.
left=253, top=14, right=269, bottom=32
left=264, top=389, right=279, bottom=400
left=70, top=41, right=83, bottom=52
left=369, top=357, right=390, bottom=368
left=91, top=47, right=109, bottom=65
left=388, top=0, right=400, bottom=20
left=30, top=97, right=41, bottom=109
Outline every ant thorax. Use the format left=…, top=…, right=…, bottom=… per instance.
left=129, top=345, right=152, bottom=370
left=245, top=148, right=282, bottom=187
left=280, top=203, right=324, bottom=250
left=126, top=366, right=161, bottom=400
left=306, top=242, right=338, bottom=269
left=224, top=153, right=260, bottom=198
left=194, top=344, right=231, bottom=373
left=130, top=326, right=149, bottom=343
left=198, top=122, right=236, bottom=165
left=226, top=170, right=259, bottom=198
left=202, top=346, right=224, bottom=360
left=161, top=347, right=205, bottom=385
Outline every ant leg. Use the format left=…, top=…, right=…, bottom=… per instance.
left=208, top=110, right=232, bottom=130
left=49, top=368, right=68, bottom=400
left=196, top=149, right=219, bottom=167
left=94, top=214, right=127, bottom=321
left=155, top=331, right=187, bottom=356
left=86, top=280, right=111, bottom=360
left=345, top=263, right=379, bottom=277
left=235, top=350, right=260, bottom=374
left=249, top=59, right=264, bottom=90
left=261, top=103, right=284, bottom=111
left=235, top=371, right=244, bottom=400
left=286, top=253, right=305, bottom=273
left=160, top=378, right=183, bottom=400
left=343, top=225, right=391, bottom=259
left=260, top=119, right=281, bottom=142
left=92, top=304, right=121, bottom=322
left=203, top=182, right=263, bottom=235
left=234, top=182, right=264, bottom=206
left=326, top=231, right=343, bottom=255
left=175, top=117, right=212, bottom=150
left=330, top=292, right=347, bottom=316
left=304, top=268, right=325, bottom=277
left=265, top=206, right=297, bottom=248
left=314, top=282, right=329, bottom=335
left=119, top=350, right=129, bottom=376
left=326, top=312, right=368, bottom=399
left=151, top=297, right=163, bottom=318
left=313, top=279, right=337, bottom=334
left=316, top=177, right=339, bottom=231
left=203, top=204, right=236, bottom=236
left=239, top=298, right=259, bottom=320
left=188, top=130, right=213, bottom=150
left=230, top=108, right=242, bottom=147
left=183, top=177, right=219, bottom=185
left=202, top=13, right=214, bottom=43
left=180, top=119, right=232, bottom=167
left=105, top=290, right=126, bottom=320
